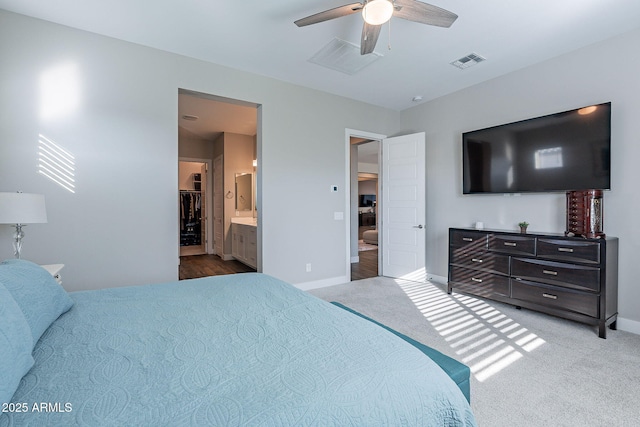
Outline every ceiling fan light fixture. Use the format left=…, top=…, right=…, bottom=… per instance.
left=362, top=0, right=394, bottom=26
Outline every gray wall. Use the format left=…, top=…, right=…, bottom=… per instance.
left=400, top=28, right=640, bottom=332
left=0, top=10, right=399, bottom=290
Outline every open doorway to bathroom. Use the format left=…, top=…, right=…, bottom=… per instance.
left=178, top=89, right=260, bottom=280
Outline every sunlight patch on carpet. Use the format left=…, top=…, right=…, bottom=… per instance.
left=395, top=279, right=546, bottom=382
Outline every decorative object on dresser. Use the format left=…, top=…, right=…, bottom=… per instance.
left=448, top=227, right=618, bottom=338
left=0, top=192, right=48, bottom=259
left=566, top=189, right=605, bottom=238
left=518, top=221, right=529, bottom=234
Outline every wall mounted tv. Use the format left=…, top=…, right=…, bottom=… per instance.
left=359, top=194, right=376, bottom=207
left=462, top=102, right=611, bottom=194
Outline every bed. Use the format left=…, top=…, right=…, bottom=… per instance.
left=1, top=260, right=476, bottom=426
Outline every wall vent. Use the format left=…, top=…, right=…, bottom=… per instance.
left=309, top=38, right=382, bottom=75
left=450, top=53, right=486, bottom=70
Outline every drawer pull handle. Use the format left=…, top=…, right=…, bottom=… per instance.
left=463, top=237, right=473, bottom=242
left=504, top=242, right=517, bottom=247
left=542, top=293, right=558, bottom=300
left=471, top=277, right=483, bottom=283
left=543, top=270, right=558, bottom=276
left=471, top=258, right=483, bottom=263
left=558, top=248, right=574, bottom=253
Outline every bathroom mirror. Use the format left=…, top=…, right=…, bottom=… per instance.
left=235, top=173, right=252, bottom=211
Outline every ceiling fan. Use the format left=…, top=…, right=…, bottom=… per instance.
left=295, top=0, right=458, bottom=55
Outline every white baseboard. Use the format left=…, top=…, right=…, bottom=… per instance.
left=295, top=276, right=349, bottom=291
left=617, top=317, right=640, bottom=336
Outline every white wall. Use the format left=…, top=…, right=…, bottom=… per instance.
left=0, top=10, right=399, bottom=290
left=400, top=28, right=640, bottom=331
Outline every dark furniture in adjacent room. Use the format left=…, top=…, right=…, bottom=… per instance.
left=359, top=211, right=376, bottom=227
left=447, top=227, right=618, bottom=338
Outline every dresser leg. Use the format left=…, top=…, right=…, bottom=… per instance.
left=610, top=320, right=617, bottom=331
left=598, top=323, right=607, bottom=339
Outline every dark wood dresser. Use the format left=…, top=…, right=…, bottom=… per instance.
left=447, top=228, right=618, bottom=338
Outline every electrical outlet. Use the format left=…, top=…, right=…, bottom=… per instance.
left=306, top=263, right=312, bottom=272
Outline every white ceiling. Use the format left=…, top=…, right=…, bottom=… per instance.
left=178, top=92, right=258, bottom=140
left=2, top=0, right=640, bottom=113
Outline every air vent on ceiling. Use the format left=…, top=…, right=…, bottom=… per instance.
left=450, top=53, right=486, bottom=70
left=309, top=38, right=382, bottom=75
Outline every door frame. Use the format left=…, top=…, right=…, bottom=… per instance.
left=345, top=128, right=386, bottom=281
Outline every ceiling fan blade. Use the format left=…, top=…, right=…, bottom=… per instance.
left=295, top=3, right=363, bottom=27
left=393, top=0, right=458, bottom=28
left=361, top=22, right=382, bottom=55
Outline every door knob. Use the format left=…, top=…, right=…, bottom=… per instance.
left=414, top=225, right=424, bottom=229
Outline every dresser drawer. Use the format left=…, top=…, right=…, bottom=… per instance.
left=450, top=229, right=488, bottom=250
left=449, top=266, right=510, bottom=298
left=450, top=250, right=509, bottom=275
left=537, top=238, right=600, bottom=264
left=511, top=258, right=600, bottom=292
left=512, top=279, right=598, bottom=318
left=489, top=234, right=536, bottom=256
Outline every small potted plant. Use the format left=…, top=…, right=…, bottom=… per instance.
left=518, top=221, right=529, bottom=233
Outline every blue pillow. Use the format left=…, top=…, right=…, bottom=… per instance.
left=0, top=259, right=74, bottom=346
left=0, top=281, right=34, bottom=405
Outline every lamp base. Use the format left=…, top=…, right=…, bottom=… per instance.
left=12, top=223, right=25, bottom=259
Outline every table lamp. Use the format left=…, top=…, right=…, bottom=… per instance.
left=0, top=192, right=48, bottom=259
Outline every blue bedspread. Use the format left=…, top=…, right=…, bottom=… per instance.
left=2, top=273, right=476, bottom=426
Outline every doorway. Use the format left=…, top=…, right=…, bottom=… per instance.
left=179, top=159, right=210, bottom=256
left=178, top=89, right=261, bottom=280
left=346, top=130, right=427, bottom=282
left=351, top=139, right=380, bottom=280
left=348, top=130, right=385, bottom=281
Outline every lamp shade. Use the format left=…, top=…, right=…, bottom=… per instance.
left=0, top=192, right=48, bottom=224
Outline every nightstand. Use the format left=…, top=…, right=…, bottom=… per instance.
left=41, top=264, right=64, bottom=285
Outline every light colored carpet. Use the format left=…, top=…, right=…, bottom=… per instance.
left=309, top=277, right=640, bottom=427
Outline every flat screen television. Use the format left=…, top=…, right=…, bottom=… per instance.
left=359, top=194, right=376, bottom=207
left=462, top=102, right=611, bottom=194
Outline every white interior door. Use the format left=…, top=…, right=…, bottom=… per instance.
left=381, top=132, right=426, bottom=281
